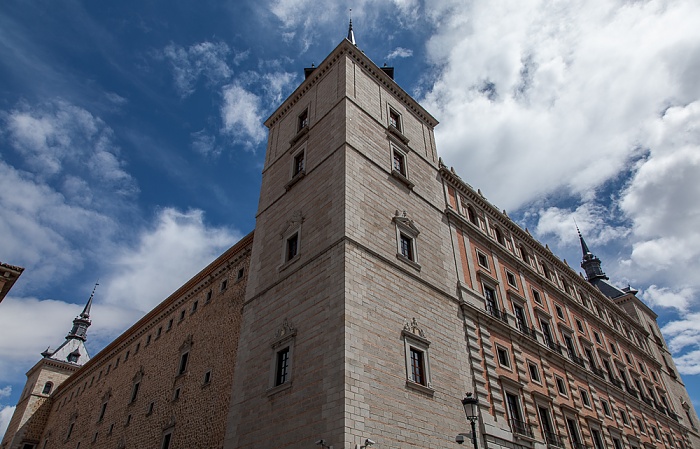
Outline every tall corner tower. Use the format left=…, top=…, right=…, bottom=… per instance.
left=224, top=34, right=474, bottom=449
left=2, top=291, right=94, bottom=449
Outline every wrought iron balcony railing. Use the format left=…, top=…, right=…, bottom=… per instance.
left=543, top=431, right=564, bottom=448
left=510, top=418, right=534, bottom=438
left=486, top=305, right=509, bottom=323
left=589, top=365, right=606, bottom=379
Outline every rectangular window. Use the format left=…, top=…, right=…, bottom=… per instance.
left=594, top=331, right=601, bottom=344
left=173, top=388, right=180, bottom=401
left=191, top=300, right=198, bottom=313
left=399, top=233, right=413, bottom=260
left=98, top=403, right=107, bottom=422
left=580, top=388, right=591, bottom=407
left=147, top=402, right=154, bottom=415
left=484, top=285, right=497, bottom=312
left=652, top=426, right=659, bottom=440
left=477, top=251, right=489, bottom=269
left=591, top=429, right=605, bottom=449
left=601, top=400, right=611, bottom=417
left=146, top=335, right=151, bottom=346
left=636, top=417, right=645, bottom=433
left=205, top=290, right=212, bottom=302
left=555, top=376, right=567, bottom=396
left=612, top=437, right=623, bottom=449
left=125, top=414, right=131, bottom=426
left=66, top=423, right=74, bottom=440
left=610, top=342, right=618, bottom=354
left=389, top=108, right=401, bottom=131
left=409, top=347, right=426, bottom=385
left=220, top=279, right=228, bottom=291
left=130, top=382, right=140, bottom=403
left=237, top=268, right=245, bottom=280
left=624, top=352, right=632, bottom=364
left=392, top=149, right=406, bottom=176
left=528, top=361, right=541, bottom=383
left=178, top=352, right=189, bottom=375
left=297, top=109, right=308, bottom=131
left=576, top=319, right=584, bottom=333
left=167, top=319, right=173, bottom=331
left=204, top=370, right=212, bottom=384
left=531, top=288, right=542, bottom=304
left=179, top=310, right=185, bottom=321
left=275, top=347, right=290, bottom=386
left=293, top=151, right=305, bottom=177
left=156, top=327, right=162, bottom=338
left=286, top=233, right=299, bottom=261
left=496, top=346, right=511, bottom=368
left=555, top=305, right=564, bottom=319
left=506, top=271, right=517, bottom=288
left=620, top=410, right=629, bottom=425
left=161, top=432, right=172, bottom=449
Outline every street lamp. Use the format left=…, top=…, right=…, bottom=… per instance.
left=460, top=393, right=480, bottom=448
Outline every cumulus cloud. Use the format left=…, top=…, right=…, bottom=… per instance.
left=101, top=208, right=241, bottom=313
left=262, top=71, right=297, bottom=105
left=642, top=286, right=695, bottom=314
left=190, top=130, right=220, bottom=157
left=220, top=83, right=267, bottom=147
left=535, top=203, right=629, bottom=248
left=0, top=405, right=15, bottom=440
left=0, top=386, right=10, bottom=399
left=162, top=41, right=233, bottom=97
left=387, top=47, right=413, bottom=60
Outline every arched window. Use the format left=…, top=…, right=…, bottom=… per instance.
left=494, top=227, right=505, bottom=246
left=466, top=205, right=479, bottom=226
left=42, top=381, right=53, bottom=395
left=520, top=245, right=530, bottom=265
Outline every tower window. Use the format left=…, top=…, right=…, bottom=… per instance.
left=286, top=233, right=299, bottom=261
left=98, top=402, right=107, bottom=422
left=494, top=227, right=505, bottom=246
left=467, top=205, right=479, bottom=226
left=275, top=347, right=290, bottom=386
left=297, top=108, right=308, bottom=131
left=399, top=233, right=414, bottom=260
left=409, top=347, right=426, bottom=385
left=177, top=352, right=189, bottom=376
left=42, top=382, right=53, bottom=395
left=130, top=382, right=140, bottom=403
left=293, top=151, right=305, bottom=177
left=389, top=108, right=402, bottom=132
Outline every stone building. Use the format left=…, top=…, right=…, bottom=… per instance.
left=0, top=261, right=24, bottom=304
left=3, top=31, right=699, bottom=449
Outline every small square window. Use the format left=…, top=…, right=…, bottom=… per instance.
left=156, top=327, right=162, bottom=338
left=506, top=271, right=517, bottom=288
left=555, top=305, right=564, bottom=319
left=555, top=376, right=567, bottom=396
left=579, top=388, right=591, bottom=407
left=237, top=267, right=245, bottom=280
left=528, top=361, right=541, bottom=383
left=601, top=400, right=611, bottom=417
left=286, top=233, right=299, bottom=261
left=275, top=347, right=290, bottom=386
left=594, top=331, right=602, bottom=344
left=298, top=109, right=308, bottom=131
left=179, top=310, right=186, bottom=321
left=191, top=300, right=198, bottom=313
left=167, top=319, right=173, bottom=331
left=477, top=251, right=489, bottom=269
left=220, top=279, right=228, bottom=292
left=134, top=343, right=140, bottom=354
left=531, top=289, right=542, bottom=304
left=146, top=335, right=151, bottom=346
left=496, top=346, right=511, bottom=368
left=205, top=290, right=212, bottom=302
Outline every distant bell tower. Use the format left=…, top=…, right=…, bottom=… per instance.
left=578, top=227, right=608, bottom=282
left=1, top=286, right=96, bottom=449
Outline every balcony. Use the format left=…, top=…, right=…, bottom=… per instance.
left=569, top=353, right=586, bottom=368
left=544, top=338, right=563, bottom=355
left=610, top=377, right=623, bottom=390
left=543, top=431, right=564, bottom=448
left=589, top=365, right=606, bottom=379
left=510, top=418, right=534, bottom=438
left=486, top=305, right=509, bottom=323
left=516, top=321, right=538, bottom=341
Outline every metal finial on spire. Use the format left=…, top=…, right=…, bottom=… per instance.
left=347, top=9, right=356, bottom=45
left=81, top=281, right=98, bottom=318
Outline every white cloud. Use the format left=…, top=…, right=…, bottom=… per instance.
left=220, top=83, right=267, bottom=147
left=0, top=386, right=10, bottom=399
left=535, top=203, right=629, bottom=248
left=661, top=313, right=700, bottom=375
left=421, top=0, right=700, bottom=212
left=0, top=405, right=15, bottom=440
left=641, top=286, right=695, bottom=314
left=262, top=72, right=297, bottom=105
left=387, top=47, right=413, bottom=60
left=190, top=130, right=220, bottom=157
left=162, top=41, right=233, bottom=97
left=101, top=208, right=241, bottom=314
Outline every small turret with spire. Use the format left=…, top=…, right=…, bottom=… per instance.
left=42, top=283, right=96, bottom=365
left=347, top=10, right=356, bottom=45
left=578, top=227, right=608, bottom=282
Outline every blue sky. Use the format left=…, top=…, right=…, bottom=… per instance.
left=2, top=0, right=700, bottom=435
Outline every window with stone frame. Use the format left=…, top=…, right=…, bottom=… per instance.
left=393, top=211, right=420, bottom=270
left=388, top=107, right=402, bottom=132
left=528, top=361, right=541, bottom=383
left=297, top=108, right=309, bottom=132
left=402, top=318, right=433, bottom=393
left=177, top=335, right=193, bottom=376
left=279, top=210, right=304, bottom=268
left=389, top=143, right=413, bottom=188
left=268, top=319, right=296, bottom=395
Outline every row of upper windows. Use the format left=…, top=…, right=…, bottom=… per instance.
left=53, top=270, right=243, bottom=411
left=482, top=280, right=667, bottom=406
left=474, top=243, right=651, bottom=357
left=499, top=376, right=682, bottom=449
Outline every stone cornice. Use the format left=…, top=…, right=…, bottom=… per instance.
left=264, top=39, right=438, bottom=130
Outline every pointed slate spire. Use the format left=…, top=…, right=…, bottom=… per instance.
left=347, top=11, right=356, bottom=45
left=577, top=227, right=608, bottom=282
left=66, top=282, right=97, bottom=342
